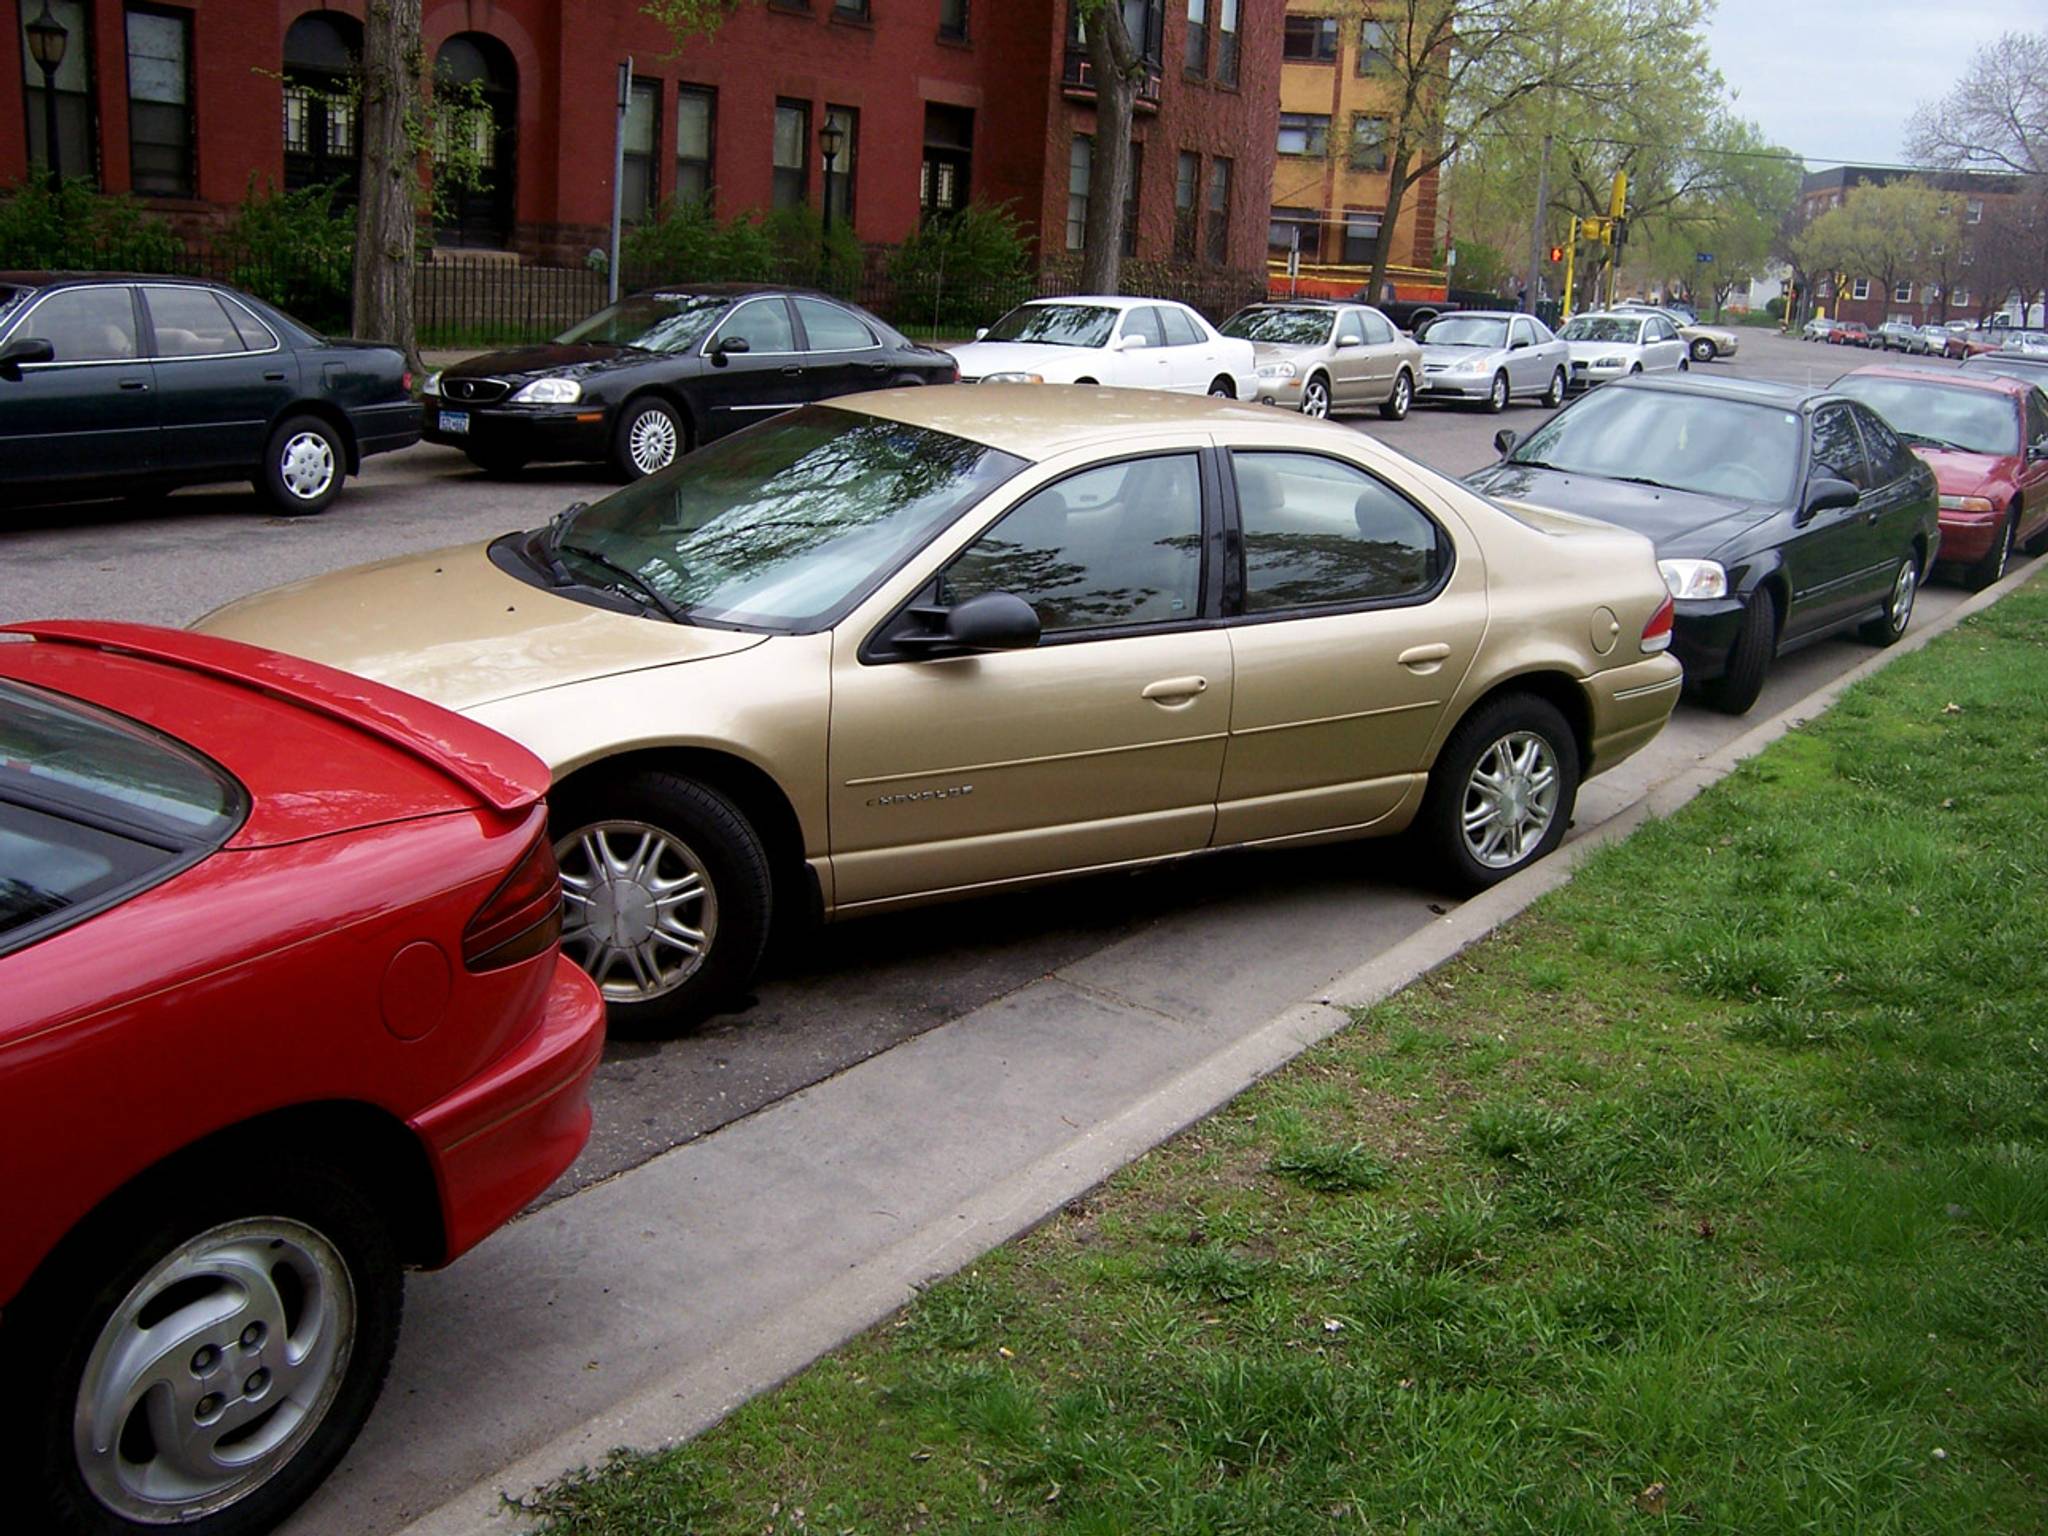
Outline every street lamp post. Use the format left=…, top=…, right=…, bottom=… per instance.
left=25, top=1, right=70, bottom=194
left=818, top=119, right=845, bottom=250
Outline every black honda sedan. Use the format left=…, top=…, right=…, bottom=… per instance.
left=0, top=272, right=416, bottom=515
left=422, top=284, right=959, bottom=479
left=1467, top=376, right=1939, bottom=714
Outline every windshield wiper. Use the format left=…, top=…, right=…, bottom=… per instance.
left=1899, top=430, right=1972, bottom=452
left=1607, top=474, right=1680, bottom=491
left=1508, top=458, right=1570, bottom=472
left=557, top=541, right=687, bottom=623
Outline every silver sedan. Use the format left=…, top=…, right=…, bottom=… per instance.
left=1416, top=311, right=1571, bottom=412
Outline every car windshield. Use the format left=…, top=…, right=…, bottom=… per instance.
left=980, top=303, right=1120, bottom=348
left=1559, top=317, right=1643, bottom=343
left=1221, top=308, right=1334, bottom=345
left=556, top=293, right=732, bottom=352
left=1421, top=316, right=1508, bottom=348
left=1831, top=377, right=2019, bottom=455
left=547, top=406, right=1028, bottom=631
left=1507, top=387, right=1802, bottom=502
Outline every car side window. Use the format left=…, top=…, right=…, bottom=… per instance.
left=1851, top=407, right=1918, bottom=484
left=711, top=298, right=796, bottom=354
left=1510, top=318, right=1534, bottom=347
left=1231, top=451, right=1441, bottom=612
left=222, top=297, right=278, bottom=352
left=20, top=288, right=139, bottom=362
left=2025, top=388, right=2048, bottom=454
left=1333, top=309, right=1364, bottom=346
left=1158, top=306, right=1204, bottom=347
left=144, top=286, right=248, bottom=358
left=794, top=297, right=877, bottom=352
left=939, top=454, right=1203, bottom=632
left=1358, top=309, right=1396, bottom=345
left=1120, top=307, right=1168, bottom=348
left=1810, top=406, right=1871, bottom=489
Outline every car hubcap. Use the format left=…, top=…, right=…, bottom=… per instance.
left=1492, top=377, right=1507, bottom=409
left=1393, top=375, right=1410, bottom=414
left=1302, top=381, right=1329, bottom=417
left=628, top=410, right=678, bottom=475
left=278, top=433, right=334, bottom=501
left=556, top=820, right=717, bottom=1001
left=1209, top=381, right=1231, bottom=397
left=75, top=1218, right=353, bottom=1524
left=1461, top=731, right=1560, bottom=870
left=1892, top=561, right=1918, bottom=628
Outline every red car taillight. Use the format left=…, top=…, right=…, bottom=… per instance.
left=401, top=370, right=414, bottom=392
left=463, top=831, right=563, bottom=971
left=1641, top=593, right=1675, bottom=654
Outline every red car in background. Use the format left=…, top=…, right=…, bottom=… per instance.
left=0, top=622, right=604, bottom=1536
left=1831, top=364, right=2048, bottom=588
left=1827, top=320, right=1871, bottom=347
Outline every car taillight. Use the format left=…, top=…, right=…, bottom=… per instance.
left=401, top=370, right=414, bottom=392
left=1641, top=593, right=1674, bottom=654
left=463, top=831, right=563, bottom=971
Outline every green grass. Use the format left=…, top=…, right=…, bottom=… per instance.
left=518, top=580, right=2048, bottom=1535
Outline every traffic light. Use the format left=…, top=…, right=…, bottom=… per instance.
left=1579, top=216, right=1607, bottom=243
left=1611, top=216, right=1629, bottom=253
left=1548, top=244, right=1564, bottom=263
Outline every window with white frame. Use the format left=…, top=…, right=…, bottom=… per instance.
left=1966, top=198, right=1982, bottom=223
left=1277, top=112, right=1330, bottom=157
left=1067, top=133, right=1092, bottom=251
left=1851, top=278, right=1871, bottom=300
left=1893, top=280, right=1912, bottom=303
left=676, top=86, right=714, bottom=205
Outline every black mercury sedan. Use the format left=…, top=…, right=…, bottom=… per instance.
left=1467, top=376, right=1939, bottom=714
left=0, top=272, right=416, bottom=515
left=422, top=283, right=959, bottom=479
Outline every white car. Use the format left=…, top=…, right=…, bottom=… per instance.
left=1556, top=310, right=1690, bottom=390
left=949, top=296, right=1258, bottom=398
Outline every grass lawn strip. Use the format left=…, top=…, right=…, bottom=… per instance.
left=521, top=581, right=2048, bottom=1535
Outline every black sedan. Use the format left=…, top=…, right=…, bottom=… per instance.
left=0, top=272, right=416, bottom=515
left=1467, top=376, right=1939, bottom=714
left=422, top=284, right=959, bottom=479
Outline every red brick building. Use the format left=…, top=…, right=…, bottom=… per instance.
left=5, top=1, right=1282, bottom=275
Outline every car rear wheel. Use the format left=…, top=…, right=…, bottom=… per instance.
left=611, top=398, right=687, bottom=481
left=1689, top=337, right=1715, bottom=362
left=1700, top=586, right=1777, bottom=714
left=1379, top=369, right=1414, bottom=421
left=1419, top=693, right=1580, bottom=892
left=1300, top=375, right=1332, bottom=418
left=1862, top=554, right=1921, bottom=643
left=256, top=416, right=344, bottom=515
left=551, top=771, right=772, bottom=1037
left=1484, top=371, right=1510, bottom=413
left=1541, top=367, right=1566, bottom=407
left=1961, top=514, right=2015, bottom=591
left=1207, top=376, right=1235, bottom=398
left=0, top=1158, right=401, bottom=1536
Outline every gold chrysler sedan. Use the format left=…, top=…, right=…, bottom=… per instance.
left=199, top=388, right=1682, bottom=1036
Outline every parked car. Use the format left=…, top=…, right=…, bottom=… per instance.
left=1802, top=315, right=1837, bottom=342
left=1962, top=348, right=2048, bottom=388
left=1874, top=321, right=1927, bottom=353
left=1615, top=301, right=1739, bottom=362
left=1828, top=320, right=1871, bottom=347
left=0, top=621, right=605, bottom=1536
left=422, top=284, right=955, bottom=480
left=1831, top=363, right=2048, bottom=588
left=1920, top=324, right=1960, bottom=356
left=1556, top=310, right=1690, bottom=390
left=1414, top=311, right=1571, bottom=411
left=1220, top=300, right=1421, bottom=420
left=200, top=388, right=1681, bottom=1036
left=947, top=297, right=1257, bottom=398
left=1467, top=375, right=1939, bottom=715
left=0, top=272, right=416, bottom=515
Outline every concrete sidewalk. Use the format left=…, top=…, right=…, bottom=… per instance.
left=281, top=556, right=2042, bottom=1536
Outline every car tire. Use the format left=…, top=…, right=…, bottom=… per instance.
left=0, top=1156, right=402, bottom=1536
left=1962, top=512, right=2014, bottom=592
left=256, top=415, right=345, bottom=515
left=2019, top=502, right=2048, bottom=557
left=1300, top=374, right=1332, bottom=418
left=1379, top=369, right=1414, bottom=421
left=1207, top=376, right=1236, bottom=398
left=1484, top=371, right=1510, bottom=413
left=1418, top=693, right=1580, bottom=892
left=550, top=769, right=772, bottom=1038
left=1860, top=553, right=1921, bottom=644
left=1689, top=338, right=1716, bottom=362
left=1629, top=363, right=1643, bottom=375
left=1541, top=367, right=1566, bottom=407
left=1678, top=355, right=1690, bottom=371
left=1700, top=586, right=1777, bottom=715
left=611, top=397, right=687, bottom=481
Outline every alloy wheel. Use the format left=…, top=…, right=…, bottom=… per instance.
left=1459, top=730, right=1561, bottom=870
left=278, top=432, right=335, bottom=502
left=1890, top=558, right=1919, bottom=631
left=1301, top=377, right=1330, bottom=418
left=627, top=409, right=679, bottom=475
left=1390, top=372, right=1412, bottom=417
left=556, top=819, right=718, bottom=1001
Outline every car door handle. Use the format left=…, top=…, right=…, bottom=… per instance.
left=780, top=365, right=802, bottom=377
left=1398, top=643, right=1452, bottom=672
left=263, top=370, right=287, bottom=382
left=117, top=378, right=149, bottom=391
left=1141, top=675, right=1209, bottom=705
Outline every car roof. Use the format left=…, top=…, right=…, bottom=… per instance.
left=1022, top=295, right=1184, bottom=311
left=1607, top=373, right=1837, bottom=410
left=0, top=270, right=226, bottom=290
left=1836, top=362, right=2033, bottom=397
left=1432, top=310, right=1531, bottom=321
left=1239, top=298, right=1352, bottom=309
left=626, top=281, right=817, bottom=300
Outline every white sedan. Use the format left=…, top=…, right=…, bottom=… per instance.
left=1557, top=310, right=1690, bottom=390
left=949, top=297, right=1258, bottom=398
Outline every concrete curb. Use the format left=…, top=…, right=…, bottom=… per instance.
left=396, top=554, right=2042, bottom=1536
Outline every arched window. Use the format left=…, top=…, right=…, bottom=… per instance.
left=434, top=33, right=518, bottom=249
left=282, top=12, right=362, bottom=201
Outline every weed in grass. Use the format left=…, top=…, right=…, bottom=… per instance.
left=1152, top=1245, right=1273, bottom=1305
left=1268, top=1140, right=1391, bottom=1193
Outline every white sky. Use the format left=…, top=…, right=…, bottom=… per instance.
left=1705, top=0, right=2036, bottom=167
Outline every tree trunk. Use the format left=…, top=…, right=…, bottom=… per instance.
left=1080, top=11, right=1141, bottom=295
left=354, top=0, right=422, bottom=373
left=1367, top=149, right=1414, bottom=304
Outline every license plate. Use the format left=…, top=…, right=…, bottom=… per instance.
left=440, top=410, right=470, bottom=434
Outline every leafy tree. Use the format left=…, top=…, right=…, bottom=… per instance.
left=1973, top=183, right=2048, bottom=324
left=1906, top=31, right=2047, bottom=178
left=1794, top=179, right=1949, bottom=319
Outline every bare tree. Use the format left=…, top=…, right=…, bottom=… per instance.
left=1075, top=1, right=1145, bottom=294
left=1906, top=31, right=2048, bottom=178
left=353, top=0, right=424, bottom=371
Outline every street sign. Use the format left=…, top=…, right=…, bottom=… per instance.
left=1695, top=251, right=1715, bottom=264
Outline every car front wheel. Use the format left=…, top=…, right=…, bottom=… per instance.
left=1484, top=371, right=1510, bottom=413
left=1689, top=338, right=1715, bottom=362
left=1419, top=693, right=1580, bottom=891
left=612, top=398, right=687, bottom=480
left=1961, top=514, right=2014, bottom=592
left=257, top=415, right=345, bottom=515
left=1861, top=554, right=1921, bottom=643
left=1701, top=586, right=1777, bottom=714
left=1300, top=375, right=1332, bottom=418
left=1542, top=367, right=1566, bottom=407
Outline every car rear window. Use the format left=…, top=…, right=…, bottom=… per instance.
left=0, top=679, right=246, bottom=954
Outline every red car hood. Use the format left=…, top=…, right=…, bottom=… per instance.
left=1918, top=447, right=2012, bottom=498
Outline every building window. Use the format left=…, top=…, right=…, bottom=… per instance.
left=282, top=13, right=361, bottom=201
left=1217, top=0, right=1239, bottom=86
left=1269, top=205, right=1317, bottom=256
left=1175, top=149, right=1199, bottom=258
left=823, top=104, right=856, bottom=226
left=1961, top=245, right=1975, bottom=266
left=1283, top=15, right=1339, bottom=62
left=1343, top=209, right=1382, bottom=265
left=1951, top=286, right=1969, bottom=307
left=1206, top=156, right=1230, bottom=264
left=1067, top=133, right=1091, bottom=251
left=832, top=0, right=868, bottom=17
left=1277, top=113, right=1330, bottom=158
left=675, top=86, right=714, bottom=205
left=126, top=5, right=193, bottom=196
left=773, top=98, right=810, bottom=210
left=1124, top=140, right=1143, bottom=257
left=940, top=0, right=968, bottom=39
left=20, top=0, right=96, bottom=185
left=1184, top=0, right=1206, bottom=75
left=1357, top=18, right=1392, bottom=72
left=921, top=103, right=973, bottom=220
left=1348, top=114, right=1387, bottom=172
left=1851, top=278, right=1870, bottom=300
left=621, top=78, right=661, bottom=223
left=1893, top=279, right=1912, bottom=303
left=1966, top=198, right=1983, bottom=224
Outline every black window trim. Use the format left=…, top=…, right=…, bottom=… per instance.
left=138, top=281, right=284, bottom=362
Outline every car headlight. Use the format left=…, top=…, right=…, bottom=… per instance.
left=1445, top=358, right=1482, bottom=374
left=421, top=371, right=441, bottom=397
left=981, top=371, right=1045, bottom=384
left=1256, top=361, right=1298, bottom=381
left=1938, top=494, right=1995, bottom=513
left=1595, top=356, right=1626, bottom=368
left=1658, top=559, right=1729, bottom=600
left=510, top=377, right=581, bottom=404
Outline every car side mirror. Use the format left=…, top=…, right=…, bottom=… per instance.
left=1801, top=475, right=1860, bottom=518
left=2029, top=439, right=2048, bottom=463
left=1493, top=428, right=1519, bottom=459
left=1115, top=333, right=1150, bottom=351
left=1510, top=338, right=1530, bottom=350
left=0, top=336, right=54, bottom=381
left=711, top=334, right=750, bottom=366
left=974, top=327, right=989, bottom=341
left=1335, top=334, right=1362, bottom=348
left=893, top=591, right=1042, bottom=658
